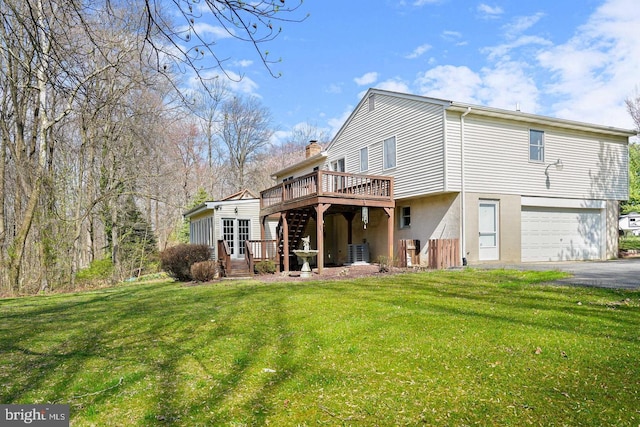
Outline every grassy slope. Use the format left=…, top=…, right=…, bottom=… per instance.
left=1, top=270, right=639, bottom=426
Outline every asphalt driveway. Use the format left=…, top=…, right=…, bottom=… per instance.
left=476, top=258, right=640, bottom=290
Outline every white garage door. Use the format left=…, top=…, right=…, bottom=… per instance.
left=521, top=207, right=602, bottom=262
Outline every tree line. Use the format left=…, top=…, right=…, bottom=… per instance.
left=0, top=0, right=314, bottom=294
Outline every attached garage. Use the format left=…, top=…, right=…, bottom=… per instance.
left=521, top=201, right=604, bottom=262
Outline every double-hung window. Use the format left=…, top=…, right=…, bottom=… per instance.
left=383, top=136, right=396, bottom=170
left=529, top=130, right=544, bottom=162
left=400, top=206, right=411, bottom=228
left=360, top=147, right=369, bottom=172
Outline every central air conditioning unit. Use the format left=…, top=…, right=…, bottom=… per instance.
left=347, top=243, right=370, bottom=264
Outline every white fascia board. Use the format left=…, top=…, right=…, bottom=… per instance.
left=448, top=103, right=636, bottom=138
left=183, top=199, right=259, bottom=218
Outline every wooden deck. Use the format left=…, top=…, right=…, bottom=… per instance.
left=260, top=170, right=395, bottom=216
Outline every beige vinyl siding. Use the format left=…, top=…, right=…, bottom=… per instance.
left=213, top=201, right=261, bottom=242
left=329, top=93, right=446, bottom=199
left=445, top=111, right=461, bottom=192
left=274, top=162, right=323, bottom=181
left=452, top=114, right=628, bottom=201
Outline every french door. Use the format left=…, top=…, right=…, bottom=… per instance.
left=222, top=218, right=250, bottom=259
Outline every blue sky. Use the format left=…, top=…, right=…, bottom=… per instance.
left=187, top=0, right=639, bottom=144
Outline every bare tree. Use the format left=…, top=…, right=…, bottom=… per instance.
left=622, top=90, right=640, bottom=214
left=187, top=78, right=229, bottom=196
left=140, top=0, right=307, bottom=82
left=626, top=90, right=640, bottom=133
left=219, top=95, right=274, bottom=191
left=249, top=122, right=330, bottom=191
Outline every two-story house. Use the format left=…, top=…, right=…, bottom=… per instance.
left=260, top=89, right=635, bottom=271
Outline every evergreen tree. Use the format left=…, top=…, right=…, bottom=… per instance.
left=176, top=188, right=212, bottom=244
left=118, top=195, right=158, bottom=278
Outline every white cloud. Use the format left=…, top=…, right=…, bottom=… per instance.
left=326, top=83, right=343, bottom=94
left=535, top=0, right=640, bottom=127
left=376, top=78, right=411, bottom=94
left=415, top=65, right=483, bottom=103
left=441, top=30, right=462, bottom=41
left=328, top=106, right=354, bottom=137
left=354, top=72, right=379, bottom=86
left=232, top=59, right=253, bottom=68
left=477, top=61, right=540, bottom=112
left=414, top=62, right=539, bottom=112
left=406, top=43, right=432, bottom=59
left=412, top=0, right=441, bottom=5
left=190, top=22, right=234, bottom=40
left=483, top=35, right=552, bottom=61
left=478, top=4, right=504, bottom=18
left=418, top=0, right=639, bottom=128
left=503, top=13, right=545, bottom=39
left=441, top=31, right=467, bottom=46
left=195, top=70, right=259, bottom=97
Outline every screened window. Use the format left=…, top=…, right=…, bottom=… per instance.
left=360, top=147, right=369, bottom=172
left=383, top=136, right=396, bottom=170
left=529, top=130, right=544, bottom=162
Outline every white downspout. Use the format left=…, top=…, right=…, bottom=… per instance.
left=460, top=107, right=471, bottom=266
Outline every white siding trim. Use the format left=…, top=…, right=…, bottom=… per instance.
left=521, top=196, right=605, bottom=209
left=443, top=107, right=448, bottom=191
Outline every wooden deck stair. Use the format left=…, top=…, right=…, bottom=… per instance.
left=278, top=209, right=312, bottom=267
left=277, top=209, right=312, bottom=266
left=225, top=260, right=252, bottom=278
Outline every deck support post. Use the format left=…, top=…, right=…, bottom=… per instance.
left=384, top=207, right=395, bottom=262
left=342, top=212, right=355, bottom=245
left=282, top=212, right=289, bottom=273
left=315, top=204, right=330, bottom=274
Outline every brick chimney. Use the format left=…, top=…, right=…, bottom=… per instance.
left=305, top=140, right=322, bottom=158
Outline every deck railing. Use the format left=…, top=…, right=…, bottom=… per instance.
left=261, top=170, right=393, bottom=210
left=217, top=240, right=231, bottom=275
left=245, top=239, right=279, bottom=274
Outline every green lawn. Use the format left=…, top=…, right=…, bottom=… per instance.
left=1, top=270, right=639, bottom=426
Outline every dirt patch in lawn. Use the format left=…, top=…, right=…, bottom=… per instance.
left=252, top=263, right=408, bottom=283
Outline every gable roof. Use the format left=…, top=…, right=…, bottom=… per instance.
left=325, top=88, right=635, bottom=152
left=222, top=188, right=258, bottom=200
left=183, top=189, right=259, bottom=218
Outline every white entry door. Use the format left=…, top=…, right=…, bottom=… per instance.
left=479, top=201, right=499, bottom=261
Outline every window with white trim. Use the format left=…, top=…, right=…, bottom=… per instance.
left=400, top=206, right=411, bottom=228
left=529, top=130, right=544, bottom=162
left=360, top=147, right=369, bottom=172
left=383, top=136, right=396, bottom=170
left=331, top=158, right=345, bottom=172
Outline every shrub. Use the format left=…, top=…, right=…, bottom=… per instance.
left=76, top=258, right=115, bottom=283
left=376, top=255, right=397, bottom=273
left=160, top=244, right=211, bottom=281
left=620, top=235, right=640, bottom=251
left=191, top=261, right=220, bottom=282
left=254, top=260, right=277, bottom=275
